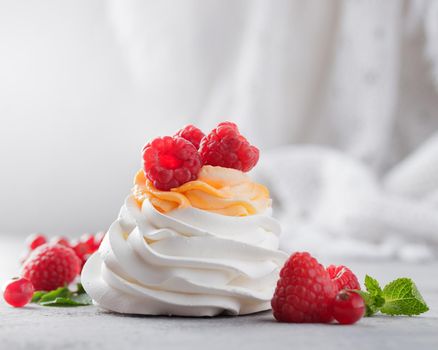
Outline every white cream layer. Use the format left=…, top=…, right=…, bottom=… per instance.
left=81, top=195, right=287, bottom=316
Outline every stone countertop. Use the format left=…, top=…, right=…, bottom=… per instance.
left=1, top=237, right=437, bottom=350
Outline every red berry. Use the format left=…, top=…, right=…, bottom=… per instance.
left=72, top=240, right=96, bottom=269
left=50, top=236, right=70, bottom=247
left=22, top=243, right=81, bottom=291
left=271, top=252, right=337, bottom=323
left=80, top=233, right=95, bottom=249
left=73, top=241, right=92, bottom=259
left=72, top=240, right=87, bottom=253
left=332, top=290, right=365, bottom=324
left=199, top=122, right=259, bottom=172
left=174, top=124, right=205, bottom=149
left=327, top=265, right=361, bottom=292
left=2, top=277, right=34, bottom=307
left=142, top=136, right=202, bottom=191
left=26, top=233, right=47, bottom=250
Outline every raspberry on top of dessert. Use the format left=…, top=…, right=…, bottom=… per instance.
left=135, top=122, right=269, bottom=217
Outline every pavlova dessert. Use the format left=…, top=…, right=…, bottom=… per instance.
left=3, top=123, right=428, bottom=325
left=82, top=122, right=287, bottom=316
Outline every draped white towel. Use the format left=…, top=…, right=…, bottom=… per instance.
left=254, top=133, right=438, bottom=262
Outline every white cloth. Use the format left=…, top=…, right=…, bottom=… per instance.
left=254, top=133, right=438, bottom=261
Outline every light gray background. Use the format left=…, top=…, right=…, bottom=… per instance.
left=0, top=1, right=195, bottom=235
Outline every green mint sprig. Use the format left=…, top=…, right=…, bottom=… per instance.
left=31, top=283, right=92, bottom=307
left=352, top=275, right=429, bottom=317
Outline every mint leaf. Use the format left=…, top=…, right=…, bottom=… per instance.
left=40, top=296, right=91, bottom=307
left=31, top=291, right=46, bottom=303
left=75, top=283, right=86, bottom=294
left=374, top=294, right=385, bottom=308
left=364, top=275, right=382, bottom=296
left=357, top=275, right=386, bottom=316
left=39, top=287, right=71, bottom=303
left=358, top=275, right=428, bottom=317
left=31, top=284, right=92, bottom=307
left=380, top=278, right=429, bottom=316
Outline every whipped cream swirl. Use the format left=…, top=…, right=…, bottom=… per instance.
left=82, top=195, right=286, bottom=316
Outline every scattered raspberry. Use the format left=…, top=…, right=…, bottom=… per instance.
left=26, top=233, right=47, bottom=250
left=327, top=265, right=361, bottom=292
left=22, top=244, right=81, bottom=291
left=142, top=136, right=202, bottom=190
left=2, top=277, right=34, bottom=307
left=72, top=241, right=93, bottom=268
left=72, top=233, right=105, bottom=268
left=174, top=124, right=205, bottom=149
left=80, top=233, right=96, bottom=249
left=332, top=290, right=365, bottom=324
left=22, top=233, right=104, bottom=273
left=72, top=241, right=91, bottom=258
left=271, top=252, right=337, bottom=323
left=199, top=122, right=259, bottom=172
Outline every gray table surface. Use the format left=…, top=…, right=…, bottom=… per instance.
left=1, top=236, right=437, bottom=350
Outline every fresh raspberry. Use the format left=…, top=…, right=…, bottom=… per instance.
left=22, top=243, right=81, bottom=291
left=327, top=265, right=361, bottom=292
left=2, top=277, right=34, bottom=307
left=199, top=122, right=259, bottom=172
left=72, top=241, right=93, bottom=268
left=271, top=252, right=337, bottom=323
left=142, top=136, right=202, bottom=191
left=174, top=124, right=205, bottom=149
left=26, top=233, right=47, bottom=250
left=71, top=234, right=99, bottom=268
left=72, top=241, right=92, bottom=258
left=80, top=233, right=96, bottom=249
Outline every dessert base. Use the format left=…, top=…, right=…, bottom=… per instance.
left=82, top=195, right=286, bottom=317
left=83, top=252, right=271, bottom=317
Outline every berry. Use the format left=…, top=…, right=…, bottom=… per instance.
left=271, top=252, right=337, bottom=323
left=2, top=277, right=34, bottom=307
left=72, top=241, right=89, bottom=256
left=26, top=233, right=47, bottom=250
left=174, top=124, right=205, bottom=149
left=327, top=265, right=361, bottom=292
left=72, top=241, right=93, bottom=266
left=80, top=233, right=96, bottom=249
left=332, top=290, right=365, bottom=324
left=142, top=136, right=202, bottom=191
left=199, top=122, right=259, bottom=172
left=22, top=243, right=81, bottom=291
